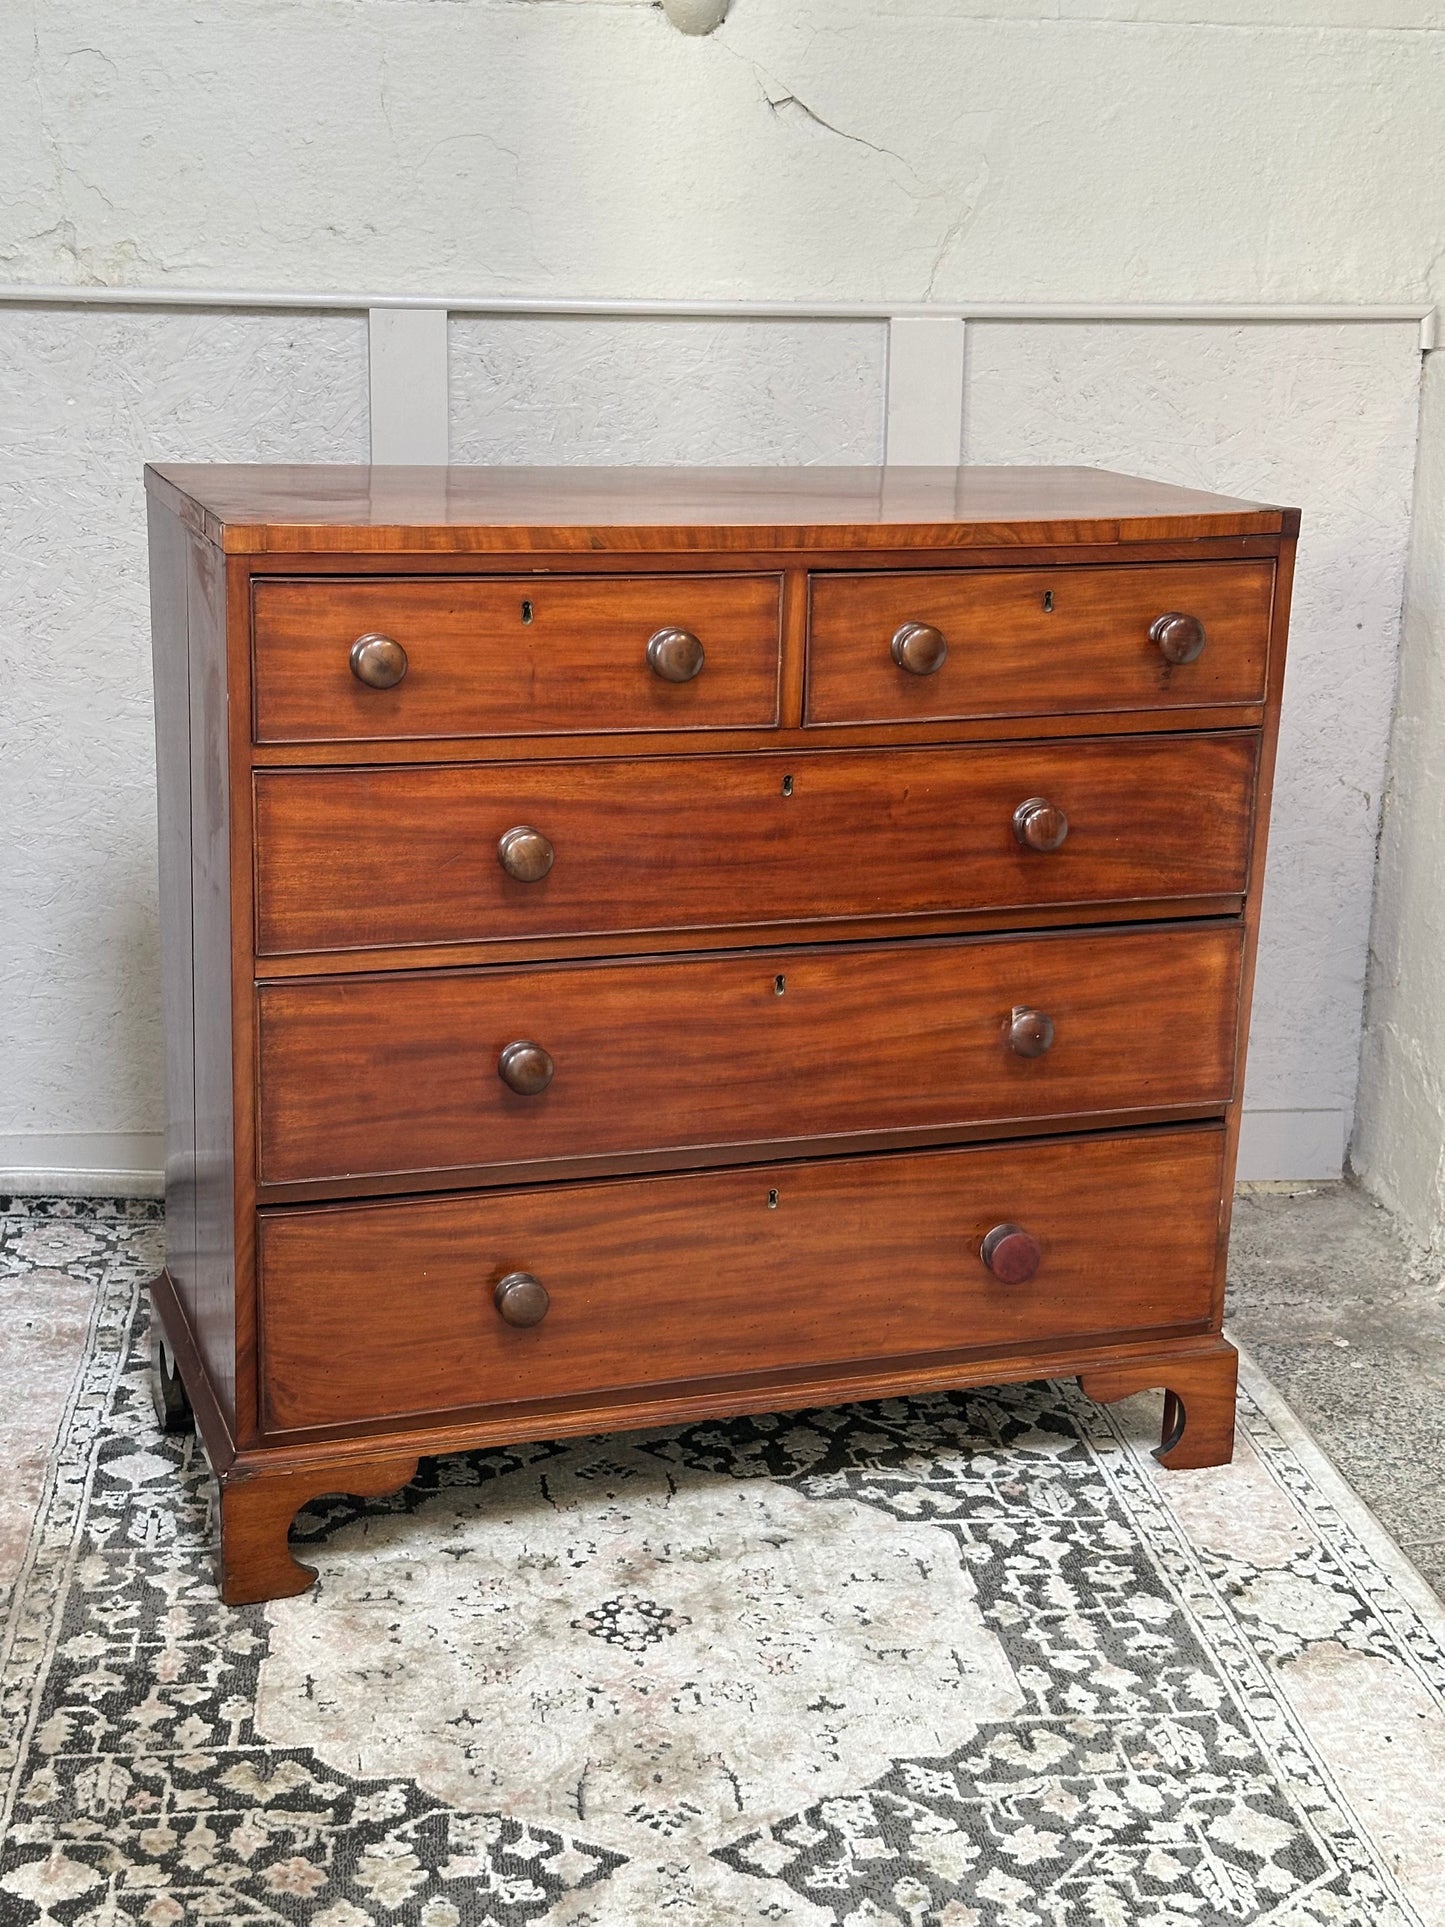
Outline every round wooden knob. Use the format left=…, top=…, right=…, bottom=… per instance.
left=981, top=1224, right=1043, bottom=1284
left=497, top=826, right=554, bottom=883
left=495, top=1271, right=549, bottom=1327
left=1150, top=612, right=1207, bottom=665
left=890, top=622, right=948, bottom=676
left=1012, top=797, right=1069, bottom=852
left=498, top=1040, right=554, bottom=1095
left=349, top=632, right=408, bottom=689
left=1007, top=1006, right=1055, bottom=1058
left=647, top=627, right=706, bottom=683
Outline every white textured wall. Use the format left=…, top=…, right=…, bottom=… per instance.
left=0, top=311, right=368, bottom=1187
left=4, top=3, right=1444, bottom=303
left=1353, top=354, right=1445, bottom=1240
left=4, top=1, right=1445, bottom=1191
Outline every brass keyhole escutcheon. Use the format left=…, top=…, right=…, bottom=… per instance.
left=768, top=1189, right=780, bottom=1210
left=521, top=599, right=534, bottom=625
left=1042, top=590, right=1054, bottom=613
left=782, top=774, right=794, bottom=797
left=774, top=974, right=786, bottom=996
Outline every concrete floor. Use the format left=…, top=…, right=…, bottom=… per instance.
left=1228, top=1180, right=1445, bottom=1599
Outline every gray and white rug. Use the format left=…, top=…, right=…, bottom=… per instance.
left=3, top=1195, right=1445, bottom=1927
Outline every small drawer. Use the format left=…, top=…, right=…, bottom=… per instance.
left=252, top=574, right=782, bottom=743
left=256, top=925, right=1243, bottom=1187
left=253, top=734, right=1258, bottom=957
left=806, top=561, right=1273, bottom=725
left=257, top=1126, right=1226, bottom=1433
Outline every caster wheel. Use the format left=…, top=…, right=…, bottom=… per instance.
left=150, top=1323, right=194, bottom=1434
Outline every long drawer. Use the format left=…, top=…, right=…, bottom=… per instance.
left=252, top=574, right=783, bottom=743
left=257, top=924, right=1243, bottom=1185
left=807, top=561, right=1273, bottom=724
left=257, top=1127, right=1226, bottom=1433
left=253, top=734, right=1258, bottom=956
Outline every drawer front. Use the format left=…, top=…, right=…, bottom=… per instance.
left=258, top=1127, right=1226, bottom=1432
left=252, top=575, right=782, bottom=742
left=257, top=925, right=1243, bottom=1185
left=254, top=734, right=1258, bottom=956
left=806, top=562, right=1273, bottom=724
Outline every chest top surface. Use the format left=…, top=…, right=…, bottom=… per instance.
left=144, top=463, right=1295, bottom=555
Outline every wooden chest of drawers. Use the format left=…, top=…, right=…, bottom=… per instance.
left=145, top=464, right=1297, bottom=1604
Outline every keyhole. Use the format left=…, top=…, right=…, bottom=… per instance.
left=767, top=1188, right=780, bottom=1209
left=521, top=600, right=534, bottom=624
left=1042, top=590, right=1054, bottom=613
left=782, top=773, right=794, bottom=797
left=774, top=974, right=786, bottom=996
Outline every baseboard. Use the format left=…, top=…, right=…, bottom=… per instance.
left=0, top=1132, right=165, bottom=1199
left=1236, top=1108, right=1347, bottom=1183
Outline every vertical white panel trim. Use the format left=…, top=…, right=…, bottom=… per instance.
left=884, top=315, right=966, bottom=465
left=368, top=307, right=449, bottom=464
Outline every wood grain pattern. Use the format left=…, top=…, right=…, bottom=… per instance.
left=174, top=531, right=239, bottom=1428
left=253, top=733, right=1258, bottom=956
left=214, top=1338, right=1237, bottom=1547
left=246, top=703, right=1269, bottom=770
left=146, top=464, right=1290, bottom=556
left=225, top=554, right=262, bottom=1450
left=257, top=1127, right=1227, bottom=1434
left=256, top=924, right=1243, bottom=1186
left=145, top=463, right=1299, bottom=1599
left=149, top=1265, right=236, bottom=1474
left=249, top=896, right=1249, bottom=986
left=1080, top=1338, right=1239, bottom=1469
left=147, top=499, right=197, bottom=1344
left=1207, top=531, right=1300, bottom=1327
left=215, top=1453, right=419, bottom=1604
left=253, top=573, right=782, bottom=742
left=806, top=560, right=1273, bottom=724
left=238, top=533, right=1291, bottom=577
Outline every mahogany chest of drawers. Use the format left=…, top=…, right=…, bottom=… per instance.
left=145, top=464, right=1297, bottom=1604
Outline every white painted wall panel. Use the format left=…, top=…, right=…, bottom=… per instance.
left=885, top=318, right=966, bottom=466
left=0, top=309, right=368, bottom=1191
left=963, top=321, right=1422, bottom=1176
left=449, top=318, right=884, bottom=465
left=369, top=308, right=449, bottom=464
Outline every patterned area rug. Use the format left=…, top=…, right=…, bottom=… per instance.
left=4, top=1199, right=1445, bottom=1927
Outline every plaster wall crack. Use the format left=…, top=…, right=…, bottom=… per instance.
left=925, top=168, right=987, bottom=301
left=378, top=45, right=400, bottom=153
left=20, top=7, right=160, bottom=283
left=711, top=33, right=930, bottom=196
left=764, top=91, right=929, bottom=194
left=711, top=28, right=988, bottom=299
